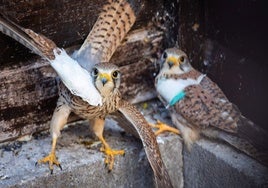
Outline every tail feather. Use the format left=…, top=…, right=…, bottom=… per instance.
left=218, top=116, right=268, bottom=167
left=237, top=116, right=268, bottom=151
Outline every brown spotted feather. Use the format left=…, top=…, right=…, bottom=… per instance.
left=58, top=81, right=121, bottom=119
left=23, top=29, right=57, bottom=59
left=78, top=0, right=137, bottom=62
left=173, top=70, right=240, bottom=133
left=119, top=100, right=173, bottom=188
left=0, top=14, right=57, bottom=60
left=169, top=71, right=268, bottom=166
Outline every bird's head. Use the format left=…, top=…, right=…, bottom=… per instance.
left=159, top=48, right=192, bottom=75
left=91, top=63, right=121, bottom=96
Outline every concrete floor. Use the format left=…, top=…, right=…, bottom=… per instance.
left=0, top=100, right=267, bottom=188
left=0, top=101, right=183, bottom=188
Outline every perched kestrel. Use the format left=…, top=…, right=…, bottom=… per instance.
left=155, top=47, right=268, bottom=166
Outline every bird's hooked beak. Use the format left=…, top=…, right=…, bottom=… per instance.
left=166, top=56, right=177, bottom=69
left=99, top=73, right=111, bottom=86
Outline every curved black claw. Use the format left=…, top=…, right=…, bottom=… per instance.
left=35, top=162, right=38, bottom=166
left=58, top=164, right=62, bottom=171
left=108, top=169, right=112, bottom=173
left=50, top=169, right=53, bottom=175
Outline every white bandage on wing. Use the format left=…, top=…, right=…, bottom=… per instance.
left=50, top=49, right=102, bottom=106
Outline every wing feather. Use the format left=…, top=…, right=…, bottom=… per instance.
left=0, top=14, right=102, bottom=106
left=174, top=75, right=240, bottom=132
left=118, top=100, right=173, bottom=188
left=74, top=0, right=141, bottom=67
left=0, top=14, right=55, bottom=59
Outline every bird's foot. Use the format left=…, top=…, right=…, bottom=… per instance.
left=36, top=152, right=62, bottom=174
left=150, top=120, right=180, bottom=136
left=100, top=146, right=125, bottom=172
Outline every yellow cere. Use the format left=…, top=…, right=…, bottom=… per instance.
left=167, top=56, right=179, bottom=65
left=99, top=73, right=112, bottom=81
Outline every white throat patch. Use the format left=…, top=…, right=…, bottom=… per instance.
left=156, top=74, right=205, bottom=105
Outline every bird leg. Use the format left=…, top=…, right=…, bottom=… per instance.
left=91, top=118, right=125, bottom=171
left=36, top=101, right=71, bottom=174
left=150, top=120, right=180, bottom=136
left=36, top=137, right=62, bottom=174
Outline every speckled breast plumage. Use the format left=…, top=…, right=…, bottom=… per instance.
left=58, top=82, right=121, bottom=120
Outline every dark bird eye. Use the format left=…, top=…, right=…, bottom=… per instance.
left=180, top=56, right=185, bottom=62
left=92, top=68, right=98, bottom=76
left=112, top=71, right=119, bottom=78
left=162, top=52, right=167, bottom=59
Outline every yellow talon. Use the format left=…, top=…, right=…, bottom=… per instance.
left=100, top=146, right=125, bottom=171
left=36, top=152, right=62, bottom=174
left=150, top=120, right=180, bottom=136
left=91, top=118, right=125, bottom=172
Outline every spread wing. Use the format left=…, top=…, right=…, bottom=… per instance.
left=73, top=0, right=142, bottom=69
left=118, top=99, right=173, bottom=188
left=0, top=14, right=102, bottom=106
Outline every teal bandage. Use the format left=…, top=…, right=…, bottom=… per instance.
left=169, top=91, right=185, bottom=106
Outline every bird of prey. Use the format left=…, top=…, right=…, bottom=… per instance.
left=0, top=1, right=174, bottom=187
left=154, top=47, right=268, bottom=166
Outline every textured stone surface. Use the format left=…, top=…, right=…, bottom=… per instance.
left=183, top=139, right=268, bottom=188
left=158, top=135, right=183, bottom=188
left=2, top=99, right=267, bottom=188
left=0, top=120, right=150, bottom=188
left=0, top=101, right=183, bottom=188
